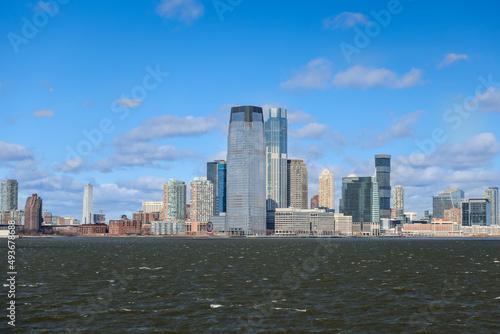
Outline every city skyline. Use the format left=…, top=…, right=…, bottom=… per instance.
left=2, top=1, right=500, bottom=220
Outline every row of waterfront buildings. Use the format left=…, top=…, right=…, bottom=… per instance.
left=1, top=105, right=499, bottom=237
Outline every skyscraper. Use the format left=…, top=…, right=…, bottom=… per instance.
left=217, top=161, right=227, bottom=215
left=226, top=106, right=266, bottom=235
left=190, top=177, right=213, bottom=223
left=82, top=184, right=94, bottom=224
left=433, top=188, right=464, bottom=219
left=167, top=179, right=187, bottom=221
left=461, top=198, right=491, bottom=226
left=207, top=160, right=225, bottom=216
left=25, top=193, right=42, bottom=231
left=287, top=159, right=308, bottom=209
left=1, top=179, right=18, bottom=211
left=483, top=187, right=498, bottom=226
left=375, top=154, right=391, bottom=219
left=341, top=174, right=379, bottom=229
left=319, top=169, right=335, bottom=210
left=393, top=185, right=404, bottom=218
left=265, top=108, right=288, bottom=210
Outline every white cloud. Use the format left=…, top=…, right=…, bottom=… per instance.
left=323, top=12, right=369, bottom=29
left=116, top=176, right=167, bottom=191
left=438, top=53, right=469, bottom=68
left=0, top=141, right=34, bottom=162
left=288, top=144, right=324, bottom=161
left=156, top=0, right=204, bottom=24
left=365, top=110, right=426, bottom=147
left=280, top=58, right=333, bottom=92
left=290, top=123, right=330, bottom=140
left=332, top=66, right=424, bottom=89
left=54, top=157, right=85, bottom=173
left=114, top=115, right=220, bottom=145
left=33, top=110, right=55, bottom=117
left=33, top=1, right=59, bottom=14
left=288, top=110, right=316, bottom=124
left=118, top=98, right=142, bottom=108
left=398, top=133, right=500, bottom=171
left=469, top=87, right=500, bottom=113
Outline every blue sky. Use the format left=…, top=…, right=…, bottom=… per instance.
left=1, top=0, right=500, bottom=220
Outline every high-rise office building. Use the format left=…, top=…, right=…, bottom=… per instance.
left=226, top=106, right=266, bottom=235
left=217, top=162, right=227, bottom=215
left=340, top=174, right=379, bottom=229
left=161, top=183, right=168, bottom=221
left=82, top=184, right=93, bottom=224
left=483, top=187, right=498, bottom=226
left=287, top=159, right=308, bottom=209
left=190, top=177, right=213, bottom=223
left=433, top=188, right=464, bottom=219
left=265, top=108, right=288, bottom=210
left=166, top=179, right=187, bottom=221
left=1, top=179, right=18, bottom=212
left=461, top=198, right=491, bottom=226
left=25, top=193, right=42, bottom=231
left=207, top=160, right=226, bottom=216
left=393, top=185, right=404, bottom=218
left=319, top=169, right=335, bottom=210
left=311, top=195, right=319, bottom=209
left=375, top=154, right=391, bottom=219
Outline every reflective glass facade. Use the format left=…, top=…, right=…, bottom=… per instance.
left=461, top=199, right=491, bottom=226
left=483, top=187, right=498, bottom=226
left=226, top=106, right=266, bottom=235
left=375, top=155, right=391, bottom=219
left=167, top=179, right=187, bottom=221
left=1, top=179, right=18, bottom=211
left=433, top=188, right=464, bottom=219
left=340, top=175, right=379, bottom=229
left=217, top=162, right=227, bottom=215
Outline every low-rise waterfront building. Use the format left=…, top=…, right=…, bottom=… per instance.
left=274, top=208, right=335, bottom=236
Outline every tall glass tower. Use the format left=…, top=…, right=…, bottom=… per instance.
left=340, top=174, right=379, bottom=230
left=82, top=184, right=94, bottom=224
left=1, top=179, right=18, bottom=211
left=483, top=187, right=498, bottom=226
left=265, top=107, right=287, bottom=231
left=226, top=106, right=266, bottom=235
left=167, top=179, right=187, bottom=221
left=375, top=154, right=391, bottom=220
left=217, top=162, right=227, bottom=214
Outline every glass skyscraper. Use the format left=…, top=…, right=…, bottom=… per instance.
left=433, top=188, right=464, bottom=219
left=483, top=187, right=498, bottom=226
left=375, top=154, right=391, bottom=219
left=340, top=175, right=379, bottom=230
left=167, top=179, right=187, bottom=221
left=461, top=198, right=491, bottom=226
left=265, top=107, right=287, bottom=231
left=226, top=106, right=266, bottom=235
left=217, top=162, right=227, bottom=215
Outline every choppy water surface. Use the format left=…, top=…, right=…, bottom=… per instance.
left=2, top=238, right=500, bottom=333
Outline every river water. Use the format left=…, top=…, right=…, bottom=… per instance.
left=2, top=237, right=499, bottom=333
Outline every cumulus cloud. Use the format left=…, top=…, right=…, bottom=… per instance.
left=398, top=133, right=500, bottom=171
left=290, top=123, right=331, bottom=140
left=438, top=53, right=469, bottom=68
left=468, top=87, right=500, bottom=113
left=323, top=12, right=369, bottom=29
left=33, top=110, right=55, bottom=117
left=280, top=58, right=333, bottom=92
left=114, top=115, right=220, bottom=145
left=0, top=141, right=34, bottom=163
left=116, top=176, right=167, bottom=191
left=118, top=98, right=142, bottom=108
left=288, top=110, right=316, bottom=124
left=332, top=66, right=424, bottom=89
left=156, top=0, right=204, bottom=24
left=54, top=157, right=85, bottom=173
left=365, top=110, right=426, bottom=148
left=289, top=144, right=324, bottom=161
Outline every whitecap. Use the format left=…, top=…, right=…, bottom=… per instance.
left=210, top=304, right=222, bottom=308
left=495, top=296, right=500, bottom=300
left=139, top=267, right=151, bottom=270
